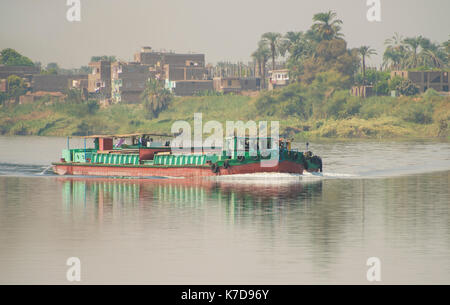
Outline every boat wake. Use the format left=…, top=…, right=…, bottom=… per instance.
left=211, top=171, right=357, bottom=184
left=0, top=163, right=55, bottom=177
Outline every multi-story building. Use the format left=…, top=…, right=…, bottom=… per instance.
left=391, top=70, right=449, bottom=93
left=88, top=61, right=111, bottom=98
left=164, top=64, right=209, bottom=81
left=0, top=65, right=40, bottom=82
left=134, top=46, right=205, bottom=68
left=111, top=62, right=158, bottom=103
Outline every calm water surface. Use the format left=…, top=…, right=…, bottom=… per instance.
left=0, top=136, right=449, bottom=284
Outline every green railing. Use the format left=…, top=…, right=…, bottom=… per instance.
left=91, top=153, right=139, bottom=165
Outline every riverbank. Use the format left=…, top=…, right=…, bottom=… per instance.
left=0, top=89, right=449, bottom=139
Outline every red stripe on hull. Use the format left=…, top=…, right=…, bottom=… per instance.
left=52, top=160, right=305, bottom=178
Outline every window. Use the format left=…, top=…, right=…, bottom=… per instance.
left=228, top=80, right=232, bottom=86
left=443, top=85, right=449, bottom=92
left=443, top=72, right=448, bottom=83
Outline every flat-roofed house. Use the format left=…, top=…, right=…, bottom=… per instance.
left=31, top=75, right=70, bottom=93
left=169, top=80, right=213, bottom=96
left=134, top=47, right=205, bottom=68
left=111, top=62, right=158, bottom=103
left=391, top=70, right=449, bottom=93
left=213, top=77, right=260, bottom=94
left=164, top=64, right=209, bottom=81
left=213, top=77, right=242, bottom=94
left=0, top=65, right=40, bottom=82
left=88, top=61, right=111, bottom=98
left=268, top=69, right=289, bottom=90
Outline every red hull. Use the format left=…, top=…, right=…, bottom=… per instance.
left=52, top=160, right=305, bottom=178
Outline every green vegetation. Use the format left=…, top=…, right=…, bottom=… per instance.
left=261, top=32, right=283, bottom=71
left=141, top=79, right=173, bottom=119
left=90, top=56, right=116, bottom=62
left=383, top=33, right=448, bottom=70
left=1, top=86, right=449, bottom=139
left=252, top=11, right=360, bottom=86
left=0, top=48, right=34, bottom=66
left=358, top=46, right=377, bottom=85
left=0, top=75, right=28, bottom=104
left=253, top=76, right=449, bottom=138
left=251, top=42, right=270, bottom=88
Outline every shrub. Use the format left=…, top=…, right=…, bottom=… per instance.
left=396, top=79, right=420, bottom=96
left=87, top=100, right=99, bottom=115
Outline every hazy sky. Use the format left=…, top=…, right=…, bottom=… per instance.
left=0, top=0, right=449, bottom=68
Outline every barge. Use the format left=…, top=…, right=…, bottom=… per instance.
left=52, top=133, right=322, bottom=178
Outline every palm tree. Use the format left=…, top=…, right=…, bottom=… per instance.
left=383, top=33, right=406, bottom=70
left=312, top=11, right=343, bottom=41
left=418, top=38, right=446, bottom=68
left=403, top=36, right=422, bottom=68
left=358, top=46, right=377, bottom=85
left=141, top=78, right=172, bottom=119
left=383, top=48, right=402, bottom=70
left=279, top=31, right=303, bottom=57
left=384, top=32, right=404, bottom=50
left=251, top=42, right=270, bottom=89
left=262, top=32, right=282, bottom=71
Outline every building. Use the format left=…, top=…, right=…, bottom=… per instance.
left=134, top=47, right=205, bottom=68
left=164, top=64, right=209, bottom=81
left=31, top=75, right=70, bottom=92
left=0, top=65, right=40, bottom=82
left=111, top=62, right=158, bottom=103
left=19, top=91, right=66, bottom=104
left=350, top=85, right=374, bottom=98
left=166, top=80, right=213, bottom=96
left=268, top=69, right=289, bottom=90
left=31, top=74, right=89, bottom=95
left=213, top=77, right=260, bottom=94
left=88, top=61, right=111, bottom=98
left=240, top=77, right=261, bottom=91
left=391, top=70, right=449, bottom=93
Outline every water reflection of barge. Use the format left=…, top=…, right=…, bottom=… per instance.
left=58, top=176, right=323, bottom=209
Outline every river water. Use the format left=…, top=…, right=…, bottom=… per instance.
left=0, top=136, right=449, bottom=284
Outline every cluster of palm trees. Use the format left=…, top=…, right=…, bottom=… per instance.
left=383, top=33, right=449, bottom=70
left=250, top=11, right=449, bottom=89
left=251, top=11, right=347, bottom=87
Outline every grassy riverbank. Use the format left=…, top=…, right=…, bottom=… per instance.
left=0, top=86, right=449, bottom=139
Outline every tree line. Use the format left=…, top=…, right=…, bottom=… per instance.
left=251, top=11, right=449, bottom=89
